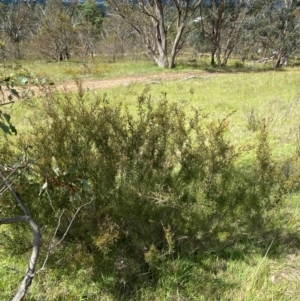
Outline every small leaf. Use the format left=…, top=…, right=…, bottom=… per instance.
left=64, top=166, right=78, bottom=175
left=9, top=123, right=17, bottom=135
left=18, top=76, right=28, bottom=85
left=39, top=181, right=48, bottom=196
left=12, top=162, right=22, bottom=169
left=3, top=113, right=11, bottom=123
left=52, top=167, right=60, bottom=176
left=41, top=78, right=47, bottom=84
left=42, top=181, right=48, bottom=190
left=10, top=88, right=19, bottom=97
left=81, top=179, right=90, bottom=191
left=74, top=192, right=81, bottom=201
left=0, top=121, right=11, bottom=134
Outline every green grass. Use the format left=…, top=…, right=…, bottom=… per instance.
left=2, top=58, right=180, bottom=83
left=2, top=60, right=300, bottom=300
left=96, top=68, right=300, bottom=155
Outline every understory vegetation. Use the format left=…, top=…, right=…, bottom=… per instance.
left=1, top=62, right=300, bottom=300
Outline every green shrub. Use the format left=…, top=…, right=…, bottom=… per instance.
left=6, top=84, right=292, bottom=298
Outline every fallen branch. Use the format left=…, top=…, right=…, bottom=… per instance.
left=146, top=81, right=161, bottom=84
left=179, top=75, right=197, bottom=82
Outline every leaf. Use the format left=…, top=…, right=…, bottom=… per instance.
left=9, top=123, right=17, bottom=135
left=10, top=88, right=19, bottom=97
left=3, top=113, right=11, bottom=123
left=41, top=78, right=47, bottom=84
left=52, top=167, right=60, bottom=176
left=39, top=181, right=48, bottom=196
left=81, top=179, right=90, bottom=191
left=3, top=114, right=17, bottom=135
left=64, top=166, right=78, bottom=175
left=12, top=162, right=22, bottom=169
left=0, top=121, right=11, bottom=134
left=74, top=192, right=81, bottom=201
left=18, top=76, right=28, bottom=85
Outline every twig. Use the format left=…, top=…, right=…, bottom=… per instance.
left=146, top=81, right=161, bottom=84
left=179, top=75, right=197, bottom=82
left=0, top=100, right=15, bottom=107
left=37, top=199, right=93, bottom=274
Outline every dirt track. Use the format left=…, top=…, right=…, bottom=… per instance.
left=57, top=71, right=206, bottom=92
left=1, top=70, right=219, bottom=104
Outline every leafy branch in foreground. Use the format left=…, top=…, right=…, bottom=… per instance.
left=0, top=164, right=41, bottom=301
left=0, top=160, right=93, bottom=300
left=0, top=69, right=91, bottom=300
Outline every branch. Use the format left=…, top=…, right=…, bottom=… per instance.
left=37, top=199, right=93, bottom=274
left=179, top=75, right=197, bottom=82
left=0, top=215, right=29, bottom=225
left=0, top=170, right=41, bottom=301
left=0, top=101, right=15, bottom=107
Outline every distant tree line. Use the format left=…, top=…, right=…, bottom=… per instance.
left=0, top=0, right=300, bottom=68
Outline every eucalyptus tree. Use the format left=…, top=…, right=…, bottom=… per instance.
left=253, top=0, right=300, bottom=67
left=106, top=0, right=203, bottom=68
left=33, top=0, right=102, bottom=62
left=101, top=15, right=141, bottom=61
left=33, top=0, right=78, bottom=61
left=0, top=1, right=37, bottom=59
left=195, top=0, right=255, bottom=66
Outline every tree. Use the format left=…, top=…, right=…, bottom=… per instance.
left=33, top=0, right=75, bottom=61
left=101, top=15, right=141, bottom=61
left=75, top=0, right=103, bottom=66
left=106, top=0, right=203, bottom=68
left=253, top=0, right=300, bottom=67
left=1, top=1, right=36, bottom=59
left=196, top=0, right=254, bottom=66
left=34, top=0, right=103, bottom=64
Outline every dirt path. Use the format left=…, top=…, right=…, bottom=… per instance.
left=2, top=70, right=226, bottom=104
left=58, top=71, right=210, bottom=92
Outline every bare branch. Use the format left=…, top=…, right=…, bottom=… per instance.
left=0, top=215, right=29, bottom=225
left=0, top=101, right=15, bottom=107
left=37, top=199, right=93, bottom=274
left=0, top=170, right=41, bottom=301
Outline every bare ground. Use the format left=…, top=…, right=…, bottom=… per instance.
left=57, top=71, right=210, bottom=92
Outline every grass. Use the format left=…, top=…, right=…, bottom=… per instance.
left=96, top=68, right=300, bottom=156
left=2, top=58, right=300, bottom=300
left=2, top=58, right=177, bottom=83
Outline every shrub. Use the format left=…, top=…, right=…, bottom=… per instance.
left=8, top=84, right=290, bottom=297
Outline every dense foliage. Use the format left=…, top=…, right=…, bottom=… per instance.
left=1, top=81, right=299, bottom=299
left=1, top=0, right=300, bottom=67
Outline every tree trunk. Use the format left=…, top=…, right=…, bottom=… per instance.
left=211, top=48, right=216, bottom=66
left=155, top=53, right=168, bottom=68
left=274, top=53, right=284, bottom=68
left=169, top=24, right=185, bottom=68
left=154, top=0, right=168, bottom=68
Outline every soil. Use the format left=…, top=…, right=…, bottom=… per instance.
left=57, top=71, right=207, bottom=92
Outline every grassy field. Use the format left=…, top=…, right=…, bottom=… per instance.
left=2, top=59, right=300, bottom=300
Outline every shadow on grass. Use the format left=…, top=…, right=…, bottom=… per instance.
left=88, top=215, right=300, bottom=300
left=174, top=59, right=295, bottom=74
